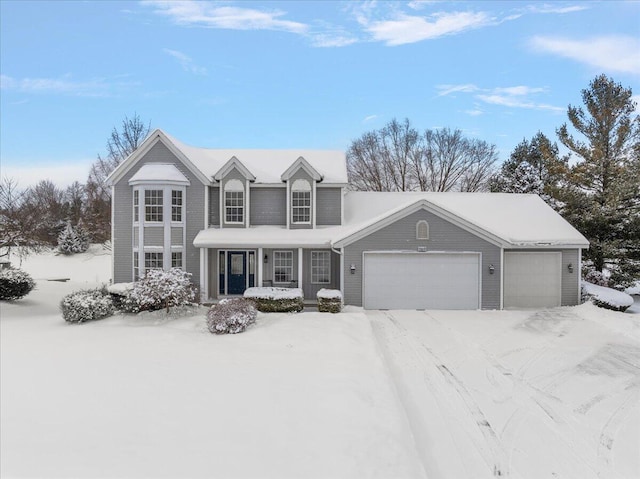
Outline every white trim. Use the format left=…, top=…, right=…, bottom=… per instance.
left=111, top=185, right=115, bottom=282
left=200, top=248, right=206, bottom=302
left=577, top=248, right=582, bottom=303
left=219, top=185, right=224, bottom=229
left=280, top=156, right=323, bottom=182
left=272, top=250, right=294, bottom=284
left=213, top=156, right=256, bottom=182
left=416, top=220, right=429, bottom=240
left=246, top=179, right=251, bottom=228
left=310, top=250, right=331, bottom=285
left=257, top=247, right=263, bottom=287
left=362, top=251, right=482, bottom=310
left=107, top=131, right=210, bottom=186
left=286, top=180, right=290, bottom=229
left=339, top=247, right=344, bottom=298
left=204, top=185, right=209, bottom=228
left=499, top=247, right=504, bottom=310
left=340, top=188, right=345, bottom=227
left=298, top=248, right=303, bottom=289
left=312, top=180, right=317, bottom=229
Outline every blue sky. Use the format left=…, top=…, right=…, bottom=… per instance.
left=1, top=0, right=639, bottom=187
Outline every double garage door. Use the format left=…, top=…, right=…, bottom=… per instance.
left=363, top=252, right=481, bottom=310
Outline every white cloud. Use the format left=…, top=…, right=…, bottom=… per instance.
left=163, top=49, right=207, bottom=75
left=2, top=161, right=94, bottom=188
left=310, top=33, right=358, bottom=48
left=363, top=114, right=379, bottom=122
left=437, top=83, right=563, bottom=112
left=0, top=74, right=135, bottom=97
left=530, top=35, right=640, bottom=75
left=143, top=1, right=308, bottom=34
left=363, top=11, right=493, bottom=45
left=526, top=4, right=589, bottom=14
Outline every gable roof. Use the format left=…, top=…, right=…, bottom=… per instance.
left=280, top=156, right=323, bottom=182
left=107, top=129, right=348, bottom=186
left=213, top=156, right=256, bottom=182
left=334, top=192, right=589, bottom=248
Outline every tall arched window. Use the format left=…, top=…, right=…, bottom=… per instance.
left=416, top=220, right=429, bottom=240
left=224, top=179, right=244, bottom=224
left=291, top=179, right=311, bottom=224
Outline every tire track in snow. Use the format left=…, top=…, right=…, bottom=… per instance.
left=376, top=311, right=510, bottom=478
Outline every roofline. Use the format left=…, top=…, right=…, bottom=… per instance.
left=332, top=199, right=509, bottom=248
left=106, top=129, right=211, bottom=186
left=213, top=156, right=256, bottom=182
left=280, top=156, right=323, bottom=182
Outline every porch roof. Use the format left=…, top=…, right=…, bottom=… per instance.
left=193, top=226, right=342, bottom=249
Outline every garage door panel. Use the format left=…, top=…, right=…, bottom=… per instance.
left=364, top=253, right=480, bottom=310
left=504, top=252, right=561, bottom=309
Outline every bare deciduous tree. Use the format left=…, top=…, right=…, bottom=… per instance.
left=347, top=119, right=497, bottom=192
left=0, top=178, right=43, bottom=259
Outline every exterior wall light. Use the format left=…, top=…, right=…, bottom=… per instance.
left=350, top=264, right=356, bottom=274
left=489, top=264, right=495, bottom=275
left=568, top=263, right=573, bottom=273
left=264, top=254, right=268, bottom=264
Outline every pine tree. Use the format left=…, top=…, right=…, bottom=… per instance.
left=57, top=222, right=89, bottom=255
left=557, top=74, right=640, bottom=287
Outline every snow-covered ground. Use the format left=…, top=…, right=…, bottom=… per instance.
left=1, top=248, right=639, bottom=478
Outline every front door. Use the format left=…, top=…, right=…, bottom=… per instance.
left=227, top=252, right=247, bottom=295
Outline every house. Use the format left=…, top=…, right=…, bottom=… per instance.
left=106, top=129, right=589, bottom=310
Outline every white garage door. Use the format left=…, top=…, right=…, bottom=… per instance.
left=363, top=252, right=480, bottom=310
left=504, top=252, right=562, bottom=308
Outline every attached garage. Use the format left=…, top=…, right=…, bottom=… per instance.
left=363, top=252, right=481, bottom=310
left=504, top=252, right=562, bottom=308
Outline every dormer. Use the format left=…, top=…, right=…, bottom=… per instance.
left=214, top=156, right=255, bottom=228
left=281, top=157, right=323, bottom=229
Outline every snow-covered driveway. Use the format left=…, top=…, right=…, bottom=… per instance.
left=368, top=306, right=640, bottom=479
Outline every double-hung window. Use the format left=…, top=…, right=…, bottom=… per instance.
left=291, top=179, right=311, bottom=224
left=133, top=190, right=139, bottom=222
left=273, top=251, right=293, bottom=283
left=171, top=251, right=183, bottom=268
left=145, top=190, right=163, bottom=222
left=225, top=191, right=244, bottom=223
left=171, top=190, right=183, bottom=222
left=144, top=251, right=163, bottom=270
left=311, top=251, right=331, bottom=284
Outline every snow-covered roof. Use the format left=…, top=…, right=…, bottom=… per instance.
left=338, top=192, right=589, bottom=248
left=193, top=192, right=588, bottom=249
left=128, top=163, right=190, bottom=185
left=163, top=131, right=348, bottom=184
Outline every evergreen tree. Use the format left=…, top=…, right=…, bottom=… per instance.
left=490, top=132, right=568, bottom=209
left=557, top=74, right=640, bottom=287
left=58, top=222, right=89, bottom=255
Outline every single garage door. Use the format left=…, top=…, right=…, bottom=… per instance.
left=504, top=252, right=561, bottom=308
left=363, top=252, right=480, bottom=310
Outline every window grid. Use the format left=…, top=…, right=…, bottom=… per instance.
left=225, top=191, right=244, bottom=223
left=145, top=252, right=163, bottom=270
left=133, top=190, right=139, bottom=223
left=171, top=190, right=183, bottom=222
left=145, top=190, right=163, bottom=222
left=311, top=251, right=331, bottom=284
left=292, top=191, right=311, bottom=223
left=273, top=251, right=293, bottom=283
left=133, top=251, right=139, bottom=281
left=416, top=220, right=429, bottom=240
left=171, top=251, right=183, bottom=269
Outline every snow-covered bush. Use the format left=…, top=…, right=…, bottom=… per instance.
left=243, top=287, right=304, bottom=313
left=129, top=268, right=197, bottom=312
left=61, top=289, right=114, bottom=323
left=106, top=282, right=138, bottom=312
left=317, top=288, right=343, bottom=313
left=582, top=282, right=634, bottom=312
left=0, top=268, right=35, bottom=300
left=207, top=298, right=257, bottom=334
left=582, top=268, right=609, bottom=287
left=57, top=222, right=89, bottom=255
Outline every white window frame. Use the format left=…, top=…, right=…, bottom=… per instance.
left=291, top=179, right=311, bottom=224
left=416, top=220, right=429, bottom=240
left=171, top=190, right=183, bottom=223
left=144, top=251, right=163, bottom=270
left=273, top=250, right=293, bottom=283
left=224, top=179, right=244, bottom=224
left=133, top=190, right=139, bottom=223
left=171, top=250, right=183, bottom=269
left=144, top=189, right=163, bottom=223
left=311, top=251, right=331, bottom=284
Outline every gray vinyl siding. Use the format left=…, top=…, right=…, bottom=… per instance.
left=250, top=188, right=286, bottom=225
left=343, top=209, right=501, bottom=309
left=133, top=227, right=139, bottom=245
left=221, top=168, right=246, bottom=228
left=144, top=227, right=164, bottom=246
left=302, top=249, right=340, bottom=300
left=171, top=227, right=183, bottom=246
left=209, top=187, right=219, bottom=226
left=316, top=188, right=342, bottom=226
left=505, top=248, right=580, bottom=306
left=289, top=169, right=313, bottom=230
left=112, top=139, right=205, bottom=286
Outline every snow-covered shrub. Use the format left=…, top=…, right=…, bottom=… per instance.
left=0, top=268, right=35, bottom=300
left=207, top=298, right=257, bottom=334
left=582, top=268, right=609, bottom=287
left=243, top=287, right=304, bottom=313
left=582, top=282, right=634, bottom=312
left=106, top=282, right=138, bottom=312
left=57, top=222, right=89, bottom=255
left=61, top=289, right=114, bottom=323
left=317, top=288, right=343, bottom=313
left=129, top=268, right=197, bottom=312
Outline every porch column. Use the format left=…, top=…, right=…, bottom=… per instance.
left=257, top=247, right=263, bottom=287
left=298, top=248, right=303, bottom=291
left=200, top=248, right=208, bottom=302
